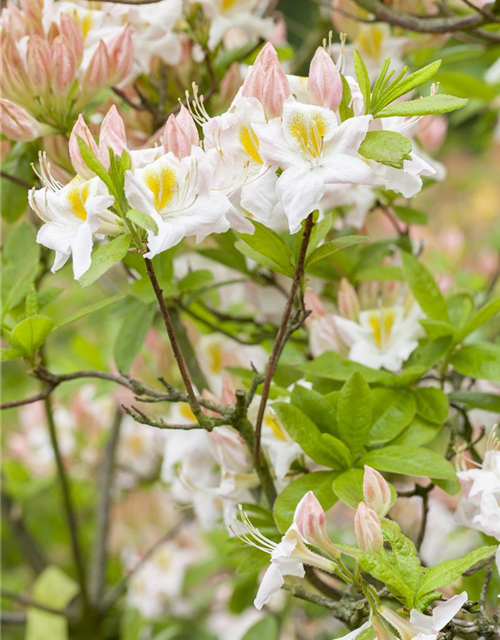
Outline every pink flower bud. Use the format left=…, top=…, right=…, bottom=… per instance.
left=260, top=64, right=290, bottom=119
left=69, top=114, right=99, bottom=179
left=107, top=26, right=134, bottom=85
left=308, top=47, right=343, bottom=111
left=50, top=35, right=76, bottom=95
left=177, top=105, right=199, bottom=146
left=26, top=36, right=51, bottom=93
left=354, top=502, right=384, bottom=552
left=338, top=278, right=359, bottom=321
left=363, top=466, right=392, bottom=517
left=99, top=105, right=127, bottom=168
left=0, top=99, right=50, bottom=141
left=295, top=491, right=340, bottom=557
left=59, top=13, right=84, bottom=66
left=163, top=106, right=198, bottom=159
left=242, top=42, right=279, bottom=101
left=83, top=41, right=110, bottom=90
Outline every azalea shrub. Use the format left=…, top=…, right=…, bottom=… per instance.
left=1, top=0, right=500, bottom=639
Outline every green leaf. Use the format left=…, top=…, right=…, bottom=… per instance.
left=237, top=220, right=293, bottom=277
left=306, top=236, right=368, bottom=267
left=332, top=468, right=396, bottom=510
left=416, top=546, right=497, bottom=599
left=178, top=270, right=214, bottom=292
left=337, top=372, right=373, bottom=458
left=392, top=417, right=440, bottom=447
left=339, top=74, right=354, bottom=121
left=393, top=205, right=428, bottom=226
left=26, top=566, right=79, bottom=640
left=1, top=142, right=37, bottom=223
left=241, top=617, right=279, bottom=640
left=457, top=296, right=500, bottom=341
left=415, top=388, right=449, bottom=424
left=368, top=388, right=416, bottom=446
left=358, top=551, right=415, bottom=606
left=377, top=61, right=442, bottom=111
left=1, top=222, right=40, bottom=315
left=10, top=315, right=54, bottom=355
left=401, top=251, right=449, bottom=322
left=79, top=235, right=131, bottom=287
left=405, top=336, right=453, bottom=371
left=359, top=131, right=412, bottom=168
left=420, top=319, right=455, bottom=340
left=290, top=385, right=338, bottom=436
left=450, top=342, right=500, bottom=381
left=321, top=433, right=354, bottom=470
left=1, top=347, right=25, bottom=362
left=272, top=402, right=346, bottom=469
left=57, top=295, right=124, bottom=327
left=126, top=208, right=158, bottom=233
left=300, top=351, right=396, bottom=384
left=353, top=50, right=371, bottom=112
left=354, top=265, right=404, bottom=282
left=274, top=471, right=338, bottom=533
left=448, top=391, right=500, bottom=413
left=381, top=519, right=422, bottom=603
left=360, top=445, right=455, bottom=480
left=376, top=94, right=468, bottom=118
left=77, top=136, right=116, bottom=195
left=114, top=301, right=156, bottom=373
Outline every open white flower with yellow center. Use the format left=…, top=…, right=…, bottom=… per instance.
left=253, top=99, right=378, bottom=232
left=197, top=0, right=273, bottom=50
left=203, top=97, right=279, bottom=226
left=124, top=148, right=232, bottom=258
left=255, top=405, right=304, bottom=481
left=29, top=158, right=119, bottom=279
left=232, top=502, right=337, bottom=610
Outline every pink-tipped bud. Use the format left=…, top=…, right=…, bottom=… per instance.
left=354, top=502, right=383, bottom=552
left=69, top=114, right=99, bottom=179
left=26, top=36, right=51, bottom=93
left=163, top=106, right=198, bottom=159
left=338, top=278, right=359, bottom=321
left=83, top=41, right=110, bottom=90
left=50, top=35, right=76, bottom=95
left=107, top=26, right=133, bottom=85
left=0, top=99, right=51, bottom=141
left=295, top=491, right=340, bottom=557
left=99, top=105, right=127, bottom=168
left=363, top=466, right=392, bottom=517
left=59, top=13, right=84, bottom=66
left=242, top=42, right=279, bottom=101
left=260, top=64, right=290, bottom=119
left=308, top=47, right=343, bottom=111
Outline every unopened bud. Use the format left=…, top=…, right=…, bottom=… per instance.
left=295, top=491, right=340, bottom=558
left=242, top=42, right=279, bottom=101
left=261, top=64, right=290, bottom=119
left=59, top=13, right=84, bottom=66
left=50, top=35, right=76, bottom=95
left=308, top=47, right=343, bottom=111
left=354, top=502, right=383, bottom=552
left=338, top=278, right=359, bottom=321
left=26, top=36, right=51, bottom=93
left=107, top=26, right=133, bottom=85
left=69, top=114, right=99, bottom=179
left=163, top=106, right=198, bottom=159
left=363, top=466, right=392, bottom=517
left=99, top=105, right=127, bottom=168
left=83, top=41, right=110, bottom=90
left=0, top=99, right=51, bottom=141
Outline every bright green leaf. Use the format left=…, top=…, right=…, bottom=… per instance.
left=79, top=235, right=131, bottom=287
left=306, top=236, right=368, bottom=267
left=360, top=445, right=456, bottom=480
left=450, top=342, right=500, bottom=381
left=126, top=208, right=158, bottom=233
left=401, top=251, right=449, bottom=322
left=337, top=372, right=373, bottom=458
left=368, top=388, right=416, bottom=446
left=376, top=94, right=468, bottom=118
left=10, top=315, right=54, bottom=355
left=359, top=131, right=412, bottom=168
left=414, top=387, right=449, bottom=424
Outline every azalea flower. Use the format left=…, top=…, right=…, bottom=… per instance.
left=29, top=155, right=120, bottom=279
left=339, top=592, right=468, bottom=640
left=233, top=498, right=337, bottom=609
left=258, top=405, right=305, bottom=481
left=455, top=428, right=500, bottom=541
left=253, top=99, right=377, bottom=231
left=124, top=148, right=232, bottom=258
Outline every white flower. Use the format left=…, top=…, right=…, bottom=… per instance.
left=253, top=99, right=378, bottom=231
left=455, top=430, right=500, bottom=541
left=233, top=503, right=336, bottom=610
left=196, top=0, right=273, bottom=50
left=124, top=148, right=232, bottom=258
left=333, top=302, right=423, bottom=371
left=115, top=415, right=165, bottom=489
left=339, top=592, right=468, bottom=640
left=259, top=406, right=304, bottom=481
left=29, top=159, right=119, bottom=279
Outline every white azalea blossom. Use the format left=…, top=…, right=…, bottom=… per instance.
left=29, top=159, right=119, bottom=279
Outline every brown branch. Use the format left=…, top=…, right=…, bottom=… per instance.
left=0, top=386, right=55, bottom=410
left=43, top=396, right=89, bottom=615
left=144, top=257, right=204, bottom=419
left=90, top=409, right=123, bottom=604
left=0, top=171, right=34, bottom=189
left=0, top=588, right=64, bottom=616
left=253, top=214, right=315, bottom=467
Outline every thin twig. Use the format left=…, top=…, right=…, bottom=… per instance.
left=43, top=396, right=89, bottom=615
left=416, top=491, right=429, bottom=551
left=253, top=214, right=315, bottom=467
left=0, top=589, right=64, bottom=616
left=90, top=409, right=123, bottom=604
left=0, top=171, right=34, bottom=189
left=0, top=386, right=55, bottom=410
